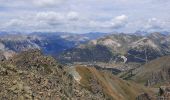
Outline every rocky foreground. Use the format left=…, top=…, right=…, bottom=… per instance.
left=0, top=49, right=155, bottom=100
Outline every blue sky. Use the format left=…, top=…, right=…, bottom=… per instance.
left=0, top=0, right=170, bottom=33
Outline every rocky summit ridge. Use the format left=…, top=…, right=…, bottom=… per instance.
left=0, top=49, right=153, bottom=100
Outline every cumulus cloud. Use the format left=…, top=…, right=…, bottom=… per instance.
left=0, top=0, right=67, bottom=9
left=1, top=11, right=81, bottom=32
left=90, top=15, right=128, bottom=29
left=32, top=0, right=66, bottom=7
left=34, top=11, right=80, bottom=26
left=3, top=18, right=37, bottom=31
left=67, top=12, right=79, bottom=21
left=0, top=0, right=169, bottom=32
left=110, top=15, right=128, bottom=28
left=5, top=19, right=24, bottom=27
left=143, top=18, right=164, bottom=31
left=35, top=12, right=65, bottom=24
left=1, top=13, right=128, bottom=32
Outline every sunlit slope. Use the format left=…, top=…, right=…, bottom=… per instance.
left=70, top=65, right=153, bottom=100
left=132, top=56, right=170, bottom=86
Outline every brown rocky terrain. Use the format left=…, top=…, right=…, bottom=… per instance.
left=0, top=50, right=107, bottom=99
left=0, top=49, right=154, bottom=100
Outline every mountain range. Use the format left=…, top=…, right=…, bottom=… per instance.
left=1, top=31, right=170, bottom=99
left=59, top=32, right=170, bottom=63
left=0, top=32, right=110, bottom=59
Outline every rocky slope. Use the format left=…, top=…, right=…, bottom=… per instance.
left=0, top=49, right=153, bottom=100
left=0, top=49, right=106, bottom=99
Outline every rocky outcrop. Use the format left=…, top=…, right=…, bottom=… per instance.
left=0, top=50, right=110, bottom=99
left=145, top=66, right=170, bottom=86
left=0, top=49, right=152, bottom=100
left=132, top=56, right=170, bottom=87
left=136, top=93, right=151, bottom=100
left=156, top=86, right=170, bottom=100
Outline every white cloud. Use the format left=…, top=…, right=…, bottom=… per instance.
left=114, top=15, right=128, bottom=22
left=36, top=12, right=64, bottom=21
left=110, top=15, right=128, bottom=28
left=0, top=0, right=169, bottom=32
left=67, top=12, right=79, bottom=21
left=1, top=13, right=128, bottom=32
left=89, top=15, right=128, bottom=29
left=4, top=19, right=25, bottom=28
left=32, top=0, right=66, bottom=7
left=1, top=11, right=82, bottom=32
left=34, top=11, right=80, bottom=26
left=0, top=0, right=67, bottom=8
left=144, top=18, right=164, bottom=31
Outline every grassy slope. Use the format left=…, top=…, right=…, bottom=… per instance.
left=132, top=56, right=170, bottom=85
left=76, top=65, right=152, bottom=100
